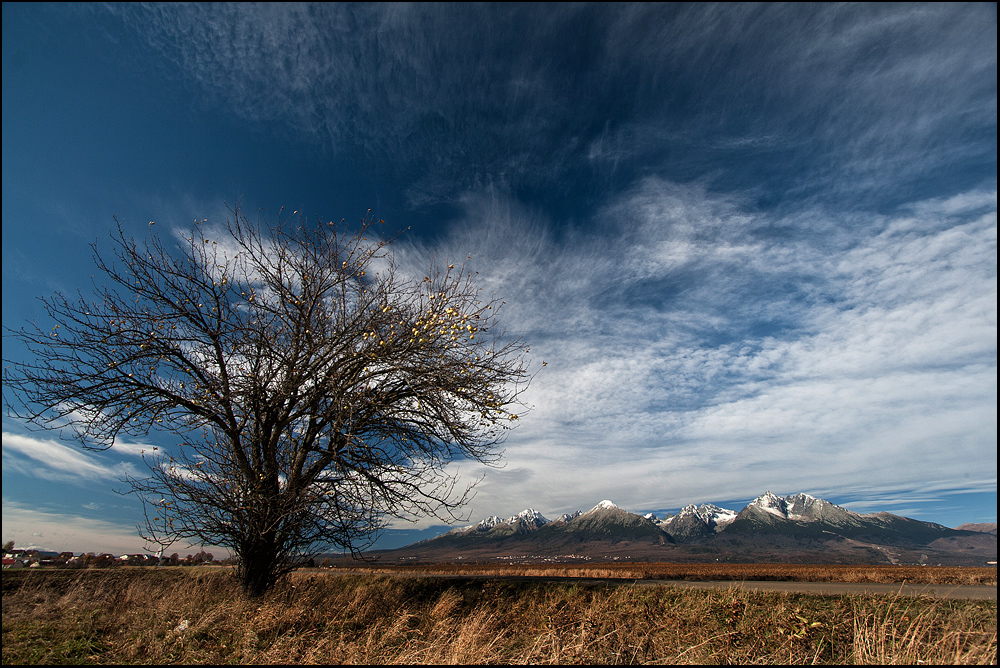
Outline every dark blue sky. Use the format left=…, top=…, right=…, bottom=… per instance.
left=3, top=4, right=996, bottom=553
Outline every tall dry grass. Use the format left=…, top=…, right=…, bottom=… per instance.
left=2, top=568, right=996, bottom=664
left=849, top=593, right=998, bottom=665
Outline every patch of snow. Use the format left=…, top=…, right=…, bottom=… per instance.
left=665, top=503, right=738, bottom=529
left=475, top=515, right=504, bottom=531
left=750, top=491, right=788, bottom=518
left=712, top=509, right=738, bottom=531
left=509, top=508, right=549, bottom=524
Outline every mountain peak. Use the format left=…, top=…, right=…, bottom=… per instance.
left=590, top=500, right=620, bottom=512
left=662, top=502, right=738, bottom=536
left=742, top=491, right=859, bottom=524
left=749, top=491, right=788, bottom=517
left=476, top=515, right=504, bottom=531
left=509, top=508, right=548, bottom=524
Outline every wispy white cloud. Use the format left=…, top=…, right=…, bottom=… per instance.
left=602, top=4, right=996, bottom=194
left=1, top=432, right=141, bottom=482
left=107, top=4, right=994, bottom=204
left=393, top=183, right=997, bottom=525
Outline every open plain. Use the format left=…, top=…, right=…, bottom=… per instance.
left=3, top=565, right=996, bottom=664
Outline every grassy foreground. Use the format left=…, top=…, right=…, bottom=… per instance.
left=2, top=568, right=996, bottom=664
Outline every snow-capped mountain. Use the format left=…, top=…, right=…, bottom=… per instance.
left=473, top=516, right=504, bottom=531
left=724, top=492, right=971, bottom=550
left=748, top=490, right=788, bottom=517
left=503, top=508, right=550, bottom=534
left=666, top=503, right=738, bottom=528
left=443, top=515, right=500, bottom=535
left=387, top=491, right=996, bottom=566
left=510, top=508, right=549, bottom=526
left=559, top=500, right=669, bottom=542
left=658, top=503, right=738, bottom=542
left=446, top=508, right=550, bottom=537
left=551, top=511, right=582, bottom=525
left=744, top=491, right=852, bottom=523
left=735, top=491, right=885, bottom=531
left=586, top=500, right=621, bottom=513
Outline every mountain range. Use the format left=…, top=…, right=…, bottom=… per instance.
left=377, top=492, right=997, bottom=566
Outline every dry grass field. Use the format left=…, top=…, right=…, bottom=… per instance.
left=340, top=561, right=999, bottom=585
left=2, top=567, right=996, bottom=664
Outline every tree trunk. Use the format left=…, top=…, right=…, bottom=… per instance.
left=238, top=535, right=280, bottom=598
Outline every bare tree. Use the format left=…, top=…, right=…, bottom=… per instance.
left=3, top=206, right=530, bottom=596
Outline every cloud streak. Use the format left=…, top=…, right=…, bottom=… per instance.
left=399, top=183, right=997, bottom=524
left=107, top=3, right=996, bottom=207
left=2, top=432, right=142, bottom=483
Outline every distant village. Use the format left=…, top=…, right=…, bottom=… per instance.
left=2, top=542, right=221, bottom=569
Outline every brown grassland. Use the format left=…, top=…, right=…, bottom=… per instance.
left=2, top=567, right=996, bottom=664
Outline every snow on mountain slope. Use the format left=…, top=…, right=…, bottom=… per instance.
left=661, top=504, right=738, bottom=530
left=446, top=508, right=549, bottom=536
left=744, top=492, right=861, bottom=525
left=409, top=492, right=994, bottom=565
left=585, top=500, right=621, bottom=513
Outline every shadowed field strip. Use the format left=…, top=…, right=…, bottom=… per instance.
left=326, top=571, right=998, bottom=600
